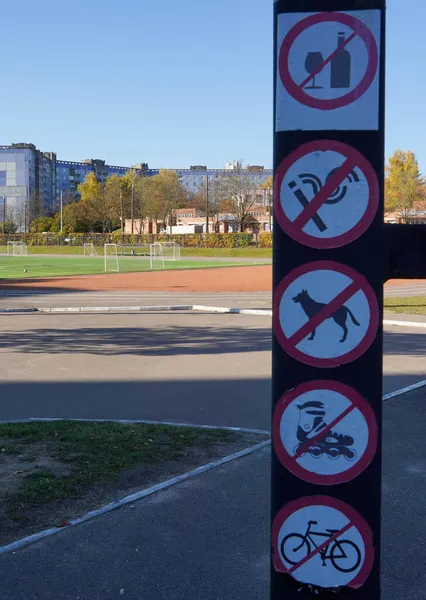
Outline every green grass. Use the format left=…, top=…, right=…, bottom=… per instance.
left=0, top=255, right=268, bottom=279
left=0, top=421, right=238, bottom=514
left=0, top=245, right=272, bottom=258
left=385, top=296, right=426, bottom=315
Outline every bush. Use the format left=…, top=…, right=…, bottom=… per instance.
left=258, top=232, right=272, bottom=248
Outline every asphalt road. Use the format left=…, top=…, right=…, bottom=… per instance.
left=0, top=311, right=425, bottom=599
left=0, top=386, right=425, bottom=600
left=0, top=313, right=424, bottom=429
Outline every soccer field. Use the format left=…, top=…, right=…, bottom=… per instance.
left=0, top=255, right=266, bottom=279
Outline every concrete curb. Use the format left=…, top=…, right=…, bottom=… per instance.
left=2, top=307, right=426, bottom=323
left=383, top=319, right=426, bottom=329
left=0, top=305, right=273, bottom=316
left=0, top=439, right=271, bottom=557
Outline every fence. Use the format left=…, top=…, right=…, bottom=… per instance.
left=0, top=232, right=273, bottom=248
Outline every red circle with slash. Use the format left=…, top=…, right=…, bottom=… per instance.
left=274, top=140, right=379, bottom=249
left=279, top=12, right=379, bottom=110
left=273, top=380, right=378, bottom=485
left=272, top=495, right=374, bottom=589
left=273, top=261, right=380, bottom=368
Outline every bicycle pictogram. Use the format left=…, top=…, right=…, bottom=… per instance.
left=281, top=519, right=361, bottom=573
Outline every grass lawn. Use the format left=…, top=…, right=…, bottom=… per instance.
left=0, top=420, right=263, bottom=544
left=0, top=245, right=272, bottom=258
left=385, top=296, right=426, bottom=315
left=0, top=255, right=268, bottom=279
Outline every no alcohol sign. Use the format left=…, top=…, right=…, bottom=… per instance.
left=272, top=0, right=384, bottom=598
left=276, top=10, right=381, bottom=131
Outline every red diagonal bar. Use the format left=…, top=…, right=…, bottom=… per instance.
left=287, top=521, right=354, bottom=575
left=298, top=31, right=357, bottom=89
left=292, top=157, right=358, bottom=231
left=293, top=405, right=356, bottom=460
left=288, top=281, right=360, bottom=348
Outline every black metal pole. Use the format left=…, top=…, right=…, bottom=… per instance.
left=272, top=1, right=385, bottom=598
left=2, top=196, right=5, bottom=234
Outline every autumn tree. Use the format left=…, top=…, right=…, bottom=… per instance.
left=385, top=150, right=425, bottom=223
left=29, top=191, right=45, bottom=231
left=148, top=170, right=186, bottom=233
left=261, top=175, right=273, bottom=230
left=216, top=164, right=259, bottom=232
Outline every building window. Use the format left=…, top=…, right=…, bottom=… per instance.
left=0, top=170, right=6, bottom=186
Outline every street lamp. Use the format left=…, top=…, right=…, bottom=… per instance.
left=1, top=196, right=5, bottom=235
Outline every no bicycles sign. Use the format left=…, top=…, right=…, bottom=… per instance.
left=272, top=496, right=374, bottom=589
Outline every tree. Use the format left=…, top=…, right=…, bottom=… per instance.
left=29, top=216, right=54, bottom=233
left=216, top=163, right=259, bottom=232
left=385, top=150, right=425, bottom=223
left=29, top=191, right=45, bottom=231
left=147, top=170, right=186, bottom=233
left=261, top=175, right=273, bottom=231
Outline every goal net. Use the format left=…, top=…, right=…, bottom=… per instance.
left=104, top=243, right=120, bottom=272
left=7, top=241, right=28, bottom=257
left=150, top=243, right=165, bottom=270
left=158, top=242, right=180, bottom=261
left=84, top=243, right=97, bottom=256
left=150, top=242, right=180, bottom=269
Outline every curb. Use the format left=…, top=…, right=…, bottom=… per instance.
left=0, top=305, right=273, bottom=316
left=0, top=439, right=271, bottom=557
left=383, top=318, right=426, bottom=329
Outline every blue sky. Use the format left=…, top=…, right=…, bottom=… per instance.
left=0, top=0, right=423, bottom=172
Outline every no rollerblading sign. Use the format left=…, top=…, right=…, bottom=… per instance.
left=276, top=10, right=381, bottom=130
left=272, top=496, right=374, bottom=590
left=273, top=381, right=378, bottom=485
left=274, top=261, right=379, bottom=368
left=274, top=140, right=379, bottom=249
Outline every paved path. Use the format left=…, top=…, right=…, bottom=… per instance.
left=1, top=386, right=425, bottom=600
left=0, top=313, right=425, bottom=430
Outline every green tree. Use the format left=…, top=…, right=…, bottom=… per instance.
left=29, top=191, right=45, bottom=231
left=385, top=150, right=425, bottom=223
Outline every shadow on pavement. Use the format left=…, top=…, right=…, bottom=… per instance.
left=0, top=325, right=272, bottom=356
left=384, top=329, right=426, bottom=356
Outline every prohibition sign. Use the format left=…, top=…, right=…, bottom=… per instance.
left=274, top=140, right=379, bottom=249
left=273, top=261, right=379, bottom=368
left=272, top=380, right=378, bottom=485
left=272, top=496, right=374, bottom=589
left=279, top=12, right=379, bottom=111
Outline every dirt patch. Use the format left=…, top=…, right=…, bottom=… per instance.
left=0, top=423, right=268, bottom=547
left=0, top=265, right=271, bottom=293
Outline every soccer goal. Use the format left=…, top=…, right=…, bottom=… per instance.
left=7, top=241, right=28, bottom=257
left=150, top=242, right=180, bottom=269
left=83, top=243, right=97, bottom=257
left=104, top=243, right=120, bottom=272
left=150, top=243, right=165, bottom=270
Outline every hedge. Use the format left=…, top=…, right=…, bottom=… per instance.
left=0, top=232, right=256, bottom=248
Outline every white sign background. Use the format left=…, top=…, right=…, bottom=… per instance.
left=278, top=268, right=371, bottom=360
left=276, top=10, right=381, bottom=131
